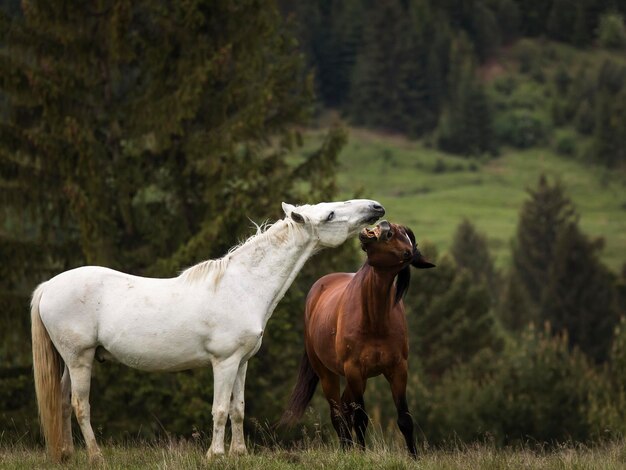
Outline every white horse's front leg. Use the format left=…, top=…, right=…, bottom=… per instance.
left=229, top=361, right=248, bottom=455
left=207, top=356, right=240, bottom=459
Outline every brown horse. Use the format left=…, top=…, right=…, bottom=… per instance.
left=281, top=220, right=434, bottom=456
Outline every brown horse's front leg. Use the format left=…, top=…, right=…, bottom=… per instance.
left=319, top=372, right=353, bottom=448
left=344, top=364, right=368, bottom=450
left=341, top=386, right=369, bottom=450
left=385, top=363, right=417, bottom=457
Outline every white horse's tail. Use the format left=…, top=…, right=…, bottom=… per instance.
left=31, top=284, right=64, bottom=462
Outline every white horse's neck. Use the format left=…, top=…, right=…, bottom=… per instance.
left=227, top=219, right=317, bottom=325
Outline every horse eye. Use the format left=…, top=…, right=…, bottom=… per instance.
left=326, top=211, right=335, bottom=221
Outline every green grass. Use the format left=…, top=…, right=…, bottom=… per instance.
left=310, top=128, right=626, bottom=271
left=2, top=440, right=626, bottom=469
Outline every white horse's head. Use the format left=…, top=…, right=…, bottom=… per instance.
left=281, top=199, right=385, bottom=247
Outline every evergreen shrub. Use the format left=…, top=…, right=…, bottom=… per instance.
left=553, top=128, right=577, bottom=156
left=494, top=109, right=551, bottom=148
left=597, top=13, right=626, bottom=50
left=425, top=325, right=598, bottom=445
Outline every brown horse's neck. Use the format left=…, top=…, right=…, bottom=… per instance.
left=354, top=263, right=398, bottom=333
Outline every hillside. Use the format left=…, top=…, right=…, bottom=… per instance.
left=303, top=127, right=625, bottom=271
left=299, top=36, right=626, bottom=272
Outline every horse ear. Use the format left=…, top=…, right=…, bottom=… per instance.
left=412, top=253, right=436, bottom=269
left=282, top=202, right=295, bottom=216
left=404, top=226, right=435, bottom=269
left=282, top=202, right=305, bottom=224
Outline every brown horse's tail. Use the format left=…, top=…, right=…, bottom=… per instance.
left=280, top=351, right=319, bottom=427
left=31, top=284, right=64, bottom=462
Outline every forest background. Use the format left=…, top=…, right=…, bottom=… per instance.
left=1, top=0, right=625, bottom=451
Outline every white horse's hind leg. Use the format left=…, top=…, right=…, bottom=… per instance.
left=207, top=356, right=240, bottom=459
left=229, top=361, right=248, bottom=455
left=67, top=349, right=102, bottom=463
left=60, top=365, right=74, bottom=459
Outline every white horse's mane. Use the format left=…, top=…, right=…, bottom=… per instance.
left=179, top=217, right=307, bottom=285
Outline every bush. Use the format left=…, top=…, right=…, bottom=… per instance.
left=597, top=13, right=626, bottom=49
left=574, top=99, right=595, bottom=135
left=425, top=325, right=599, bottom=445
left=494, top=109, right=551, bottom=148
left=553, top=128, right=578, bottom=156
left=586, top=317, right=626, bottom=438
left=515, top=39, right=542, bottom=75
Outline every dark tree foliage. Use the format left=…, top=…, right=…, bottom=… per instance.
left=547, top=0, right=577, bottom=42
left=407, top=253, right=501, bottom=381
left=287, top=0, right=363, bottom=108
left=541, top=223, right=618, bottom=362
left=589, top=60, right=626, bottom=168
left=433, top=0, right=502, bottom=60
left=510, top=175, right=619, bottom=362
left=348, top=0, right=449, bottom=136
left=451, top=218, right=498, bottom=298
left=0, top=0, right=357, bottom=440
left=511, top=175, right=577, bottom=308
left=427, top=325, right=598, bottom=445
left=512, top=0, right=555, bottom=36
left=288, top=0, right=620, bottom=139
left=512, top=0, right=620, bottom=42
left=437, top=35, right=495, bottom=156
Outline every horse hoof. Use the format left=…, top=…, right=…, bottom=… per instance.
left=206, top=449, right=226, bottom=460
left=88, top=451, right=104, bottom=465
left=229, top=446, right=248, bottom=456
left=60, top=446, right=74, bottom=461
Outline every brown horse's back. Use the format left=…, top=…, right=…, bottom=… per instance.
left=305, top=272, right=353, bottom=375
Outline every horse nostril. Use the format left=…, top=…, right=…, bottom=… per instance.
left=371, top=204, right=385, bottom=214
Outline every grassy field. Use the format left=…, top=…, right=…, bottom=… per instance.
left=310, top=128, right=626, bottom=271
left=2, top=440, right=626, bottom=470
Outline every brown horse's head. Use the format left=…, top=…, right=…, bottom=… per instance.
left=359, top=220, right=435, bottom=303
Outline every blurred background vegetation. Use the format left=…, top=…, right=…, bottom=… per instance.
left=1, top=0, right=625, bottom=450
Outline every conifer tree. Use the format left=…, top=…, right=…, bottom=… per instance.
left=510, top=175, right=577, bottom=309
left=498, top=271, right=535, bottom=331
left=510, top=175, right=619, bottom=362
left=408, top=254, right=501, bottom=381
left=0, top=0, right=353, bottom=438
left=349, top=0, right=447, bottom=136
left=540, top=222, right=618, bottom=362
left=547, top=0, right=576, bottom=42
left=288, top=0, right=363, bottom=108
left=590, top=60, right=626, bottom=167
left=512, top=0, right=554, bottom=36
left=437, top=34, right=495, bottom=156
left=451, top=218, right=498, bottom=296
left=572, top=1, right=592, bottom=46
left=349, top=0, right=410, bottom=130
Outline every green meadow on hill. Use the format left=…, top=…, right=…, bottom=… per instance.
left=311, top=128, right=626, bottom=271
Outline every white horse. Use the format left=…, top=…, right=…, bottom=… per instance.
left=31, top=199, right=385, bottom=462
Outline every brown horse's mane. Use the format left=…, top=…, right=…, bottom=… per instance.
left=394, top=226, right=416, bottom=304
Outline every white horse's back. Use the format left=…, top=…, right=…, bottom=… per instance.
left=38, top=266, right=219, bottom=371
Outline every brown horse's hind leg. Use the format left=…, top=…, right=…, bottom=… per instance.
left=385, top=363, right=417, bottom=457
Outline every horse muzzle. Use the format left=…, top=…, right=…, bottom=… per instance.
left=359, top=220, right=390, bottom=245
